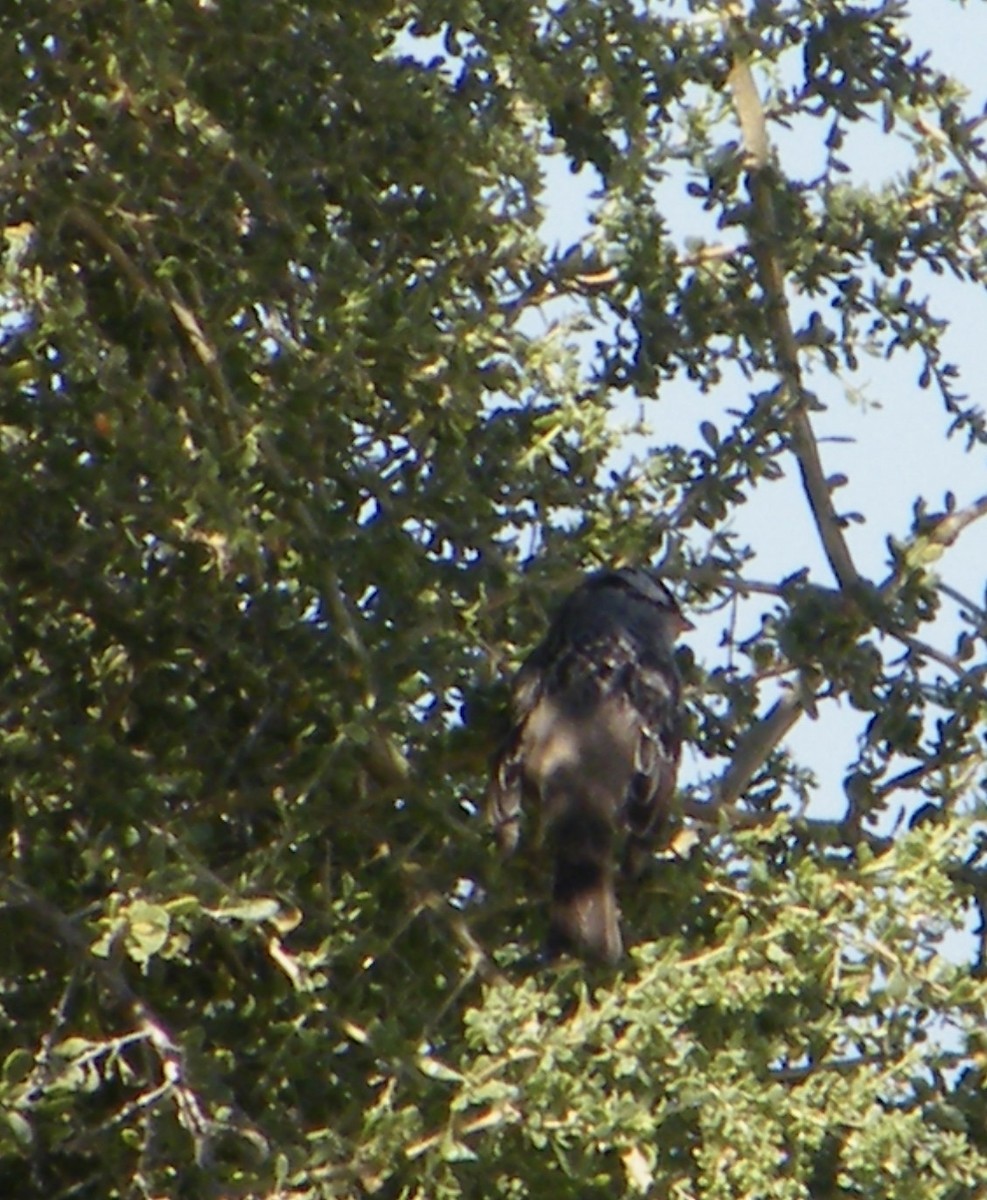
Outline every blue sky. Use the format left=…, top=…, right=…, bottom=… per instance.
left=528, top=3, right=987, bottom=828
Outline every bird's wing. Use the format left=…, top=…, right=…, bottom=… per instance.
left=621, top=648, right=683, bottom=859
left=486, top=650, right=548, bottom=853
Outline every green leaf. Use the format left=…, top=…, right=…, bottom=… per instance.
left=206, top=898, right=282, bottom=924
left=123, top=902, right=171, bottom=965
left=3, top=1112, right=32, bottom=1148
left=2, top=1050, right=34, bottom=1087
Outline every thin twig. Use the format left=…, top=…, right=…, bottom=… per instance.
left=0, top=879, right=268, bottom=1165
left=770, top=1049, right=965, bottom=1083
left=913, top=115, right=987, bottom=201
left=938, top=581, right=987, bottom=623
left=893, top=630, right=987, bottom=699
left=922, top=493, right=987, bottom=549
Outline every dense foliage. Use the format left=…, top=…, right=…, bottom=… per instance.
left=1, top=1, right=986, bottom=1196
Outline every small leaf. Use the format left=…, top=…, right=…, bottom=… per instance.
left=2, top=1049, right=34, bottom=1086
left=925, top=1103, right=968, bottom=1134
left=53, top=1037, right=96, bottom=1059
left=271, top=904, right=303, bottom=934
left=417, top=1054, right=464, bottom=1084
left=667, top=827, right=701, bottom=858
left=124, top=902, right=170, bottom=964
left=207, top=898, right=281, bottom=924
left=3, top=1111, right=32, bottom=1147
left=621, top=1145, right=654, bottom=1193
left=885, top=968, right=909, bottom=1003
left=440, top=1133, right=478, bottom=1162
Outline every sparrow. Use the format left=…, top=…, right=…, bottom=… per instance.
left=488, top=567, right=692, bottom=963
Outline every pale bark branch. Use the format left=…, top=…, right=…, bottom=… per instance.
left=692, top=688, right=806, bottom=815
left=725, top=32, right=862, bottom=593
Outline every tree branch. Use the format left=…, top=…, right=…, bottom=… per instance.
left=64, top=205, right=242, bottom=449
left=881, top=493, right=987, bottom=599
left=938, top=581, right=987, bottom=624
left=725, top=30, right=862, bottom=592
left=692, top=688, right=806, bottom=814
left=913, top=114, right=987, bottom=201
left=769, top=1048, right=965, bottom=1084
left=923, top=493, right=987, bottom=549
left=0, top=879, right=268, bottom=1166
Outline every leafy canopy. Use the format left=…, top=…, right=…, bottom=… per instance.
left=1, top=1, right=986, bottom=1197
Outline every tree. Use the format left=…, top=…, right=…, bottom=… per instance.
left=1, top=0, right=986, bottom=1196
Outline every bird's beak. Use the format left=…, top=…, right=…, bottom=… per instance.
left=675, top=612, right=696, bottom=635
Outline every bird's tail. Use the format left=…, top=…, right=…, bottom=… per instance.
left=546, top=811, right=622, bottom=964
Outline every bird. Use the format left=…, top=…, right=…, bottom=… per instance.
left=487, top=567, right=692, bottom=964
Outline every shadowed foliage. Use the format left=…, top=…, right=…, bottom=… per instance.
left=1, top=2, right=986, bottom=1197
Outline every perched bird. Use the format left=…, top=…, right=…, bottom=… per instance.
left=488, top=567, right=692, bottom=963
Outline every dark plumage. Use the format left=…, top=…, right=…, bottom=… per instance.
left=488, top=568, right=692, bottom=963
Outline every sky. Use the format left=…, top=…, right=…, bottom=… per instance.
left=391, top=2, right=987, bottom=972
left=526, top=3, right=987, bottom=831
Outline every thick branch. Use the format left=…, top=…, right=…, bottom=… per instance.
left=726, top=38, right=862, bottom=592
left=697, top=688, right=806, bottom=813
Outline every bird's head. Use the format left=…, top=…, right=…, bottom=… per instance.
left=591, top=566, right=695, bottom=637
